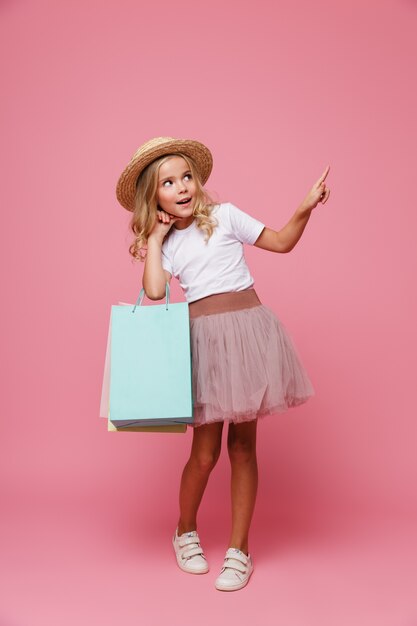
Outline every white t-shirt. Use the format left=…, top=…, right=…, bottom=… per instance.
left=161, top=202, right=265, bottom=303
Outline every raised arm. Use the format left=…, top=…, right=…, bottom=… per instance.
left=142, top=209, right=182, bottom=299
left=142, top=233, right=171, bottom=300
left=254, top=210, right=311, bottom=253
left=254, top=165, right=331, bottom=253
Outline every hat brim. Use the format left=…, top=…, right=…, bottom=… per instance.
left=116, top=138, right=213, bottom=212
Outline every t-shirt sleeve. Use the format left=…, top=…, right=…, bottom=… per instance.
left=227, top=202, right=265, bottom=245
left=161, top=243, right=173, bottom=275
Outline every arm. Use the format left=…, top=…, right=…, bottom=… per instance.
left=253, top=205, right=312, bottom=254
left=142, top=234, right=172, bottom=300
left=254, top=165, right=331, bottom=253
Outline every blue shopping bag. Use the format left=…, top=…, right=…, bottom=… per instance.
left=99, top=300, right=187, bottom=433
left=108, top=283, right=193, bottom=427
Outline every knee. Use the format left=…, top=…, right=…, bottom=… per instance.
left=227, top=438, right=256, bottom=464
left=191, top=448, right=221, bottom=474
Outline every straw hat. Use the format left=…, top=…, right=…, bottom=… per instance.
left=116, top=136, right=213, bottom=212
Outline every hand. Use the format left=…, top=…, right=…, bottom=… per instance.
left=149, top=209, right=182, bottom=241
left=300, top=165, right=331, bottom=212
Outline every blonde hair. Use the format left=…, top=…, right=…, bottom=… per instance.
left=128, top=153, right=219, bottom=262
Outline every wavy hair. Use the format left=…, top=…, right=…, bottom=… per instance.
left=128, top=153, right=219, bottom=262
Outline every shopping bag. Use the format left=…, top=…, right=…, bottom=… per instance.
left=106, top=283, right=193, bottom=428
left=100, top=301, right=187, bottom=433
left=107, top=420, right=187, bottom=433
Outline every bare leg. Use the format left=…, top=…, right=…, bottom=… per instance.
left=227, top=419, right=258, bottom=555
left=177, top=421, right=224, bottom=535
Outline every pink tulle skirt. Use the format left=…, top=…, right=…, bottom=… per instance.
left=188, top=288, right=315, bottom=428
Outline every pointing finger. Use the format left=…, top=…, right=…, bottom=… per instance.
left=317, top=165, right=330, bottom=185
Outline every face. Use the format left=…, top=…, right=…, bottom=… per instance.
left=156, top=156, right=197, bottom=228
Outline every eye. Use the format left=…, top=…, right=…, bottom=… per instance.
left=184, top=173, right=192, bottom=181
left=162, top=180, right=172, bottom=187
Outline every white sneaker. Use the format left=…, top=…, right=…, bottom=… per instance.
left=215, top=547, right=254, bottom=591
left=172, top=528, right=209, bottom=574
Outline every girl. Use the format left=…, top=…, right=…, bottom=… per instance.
left=115, top=136, right=330, bottom=592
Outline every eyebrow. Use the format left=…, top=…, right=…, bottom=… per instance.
left=159, top=169, right=191, bottom=183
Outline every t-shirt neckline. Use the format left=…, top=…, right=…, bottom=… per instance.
left=171, top=217, right=196, bottom=235
left=170, top=203, right=222, bottom=236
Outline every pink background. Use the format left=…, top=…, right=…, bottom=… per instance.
left=1, top=0, right=416, bottom=624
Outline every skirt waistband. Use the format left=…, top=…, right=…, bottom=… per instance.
left=188, top=288, right=262, bottom=319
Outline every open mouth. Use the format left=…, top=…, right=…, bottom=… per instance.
left=176, top=198, right=192, bottom=205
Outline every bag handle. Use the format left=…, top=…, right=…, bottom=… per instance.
left=132, top=282, right=170, bottom=313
